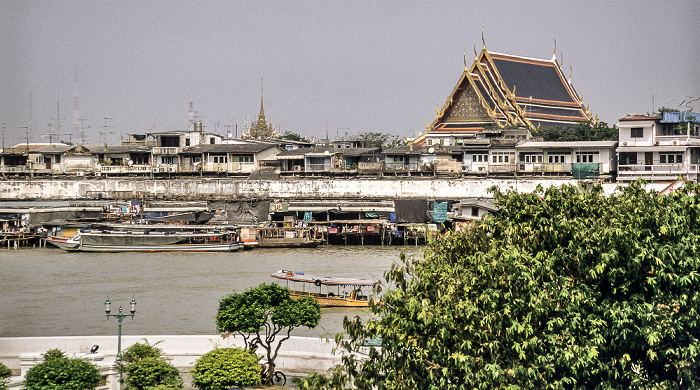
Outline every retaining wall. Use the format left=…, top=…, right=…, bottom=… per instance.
left=0, top=178, right=591, bottom=200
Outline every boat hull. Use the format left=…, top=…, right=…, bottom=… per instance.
left=289, top=290, right=371, bottom=307
left=258, top=238, right=321, bottom=248
left=45, top=236, right=80, bottom=251
left=76, top=242, right=243, bottom=253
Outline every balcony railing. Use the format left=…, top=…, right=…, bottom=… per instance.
left=152, top=147, right=179, bottom=155
left=99, top=165, right=153, bottom=174
left=618, top=164, right=700, bottom=174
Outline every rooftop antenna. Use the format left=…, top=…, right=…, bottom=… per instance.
left=73, top=66, right=80, bottom=143
left=19, top=125, right=29, bottom=151
left=100, top=117, right=113, bottom=145
left=1, top=122, right=5, bottom=150
left=50, top=93, right=64, bottom=146
left=188, top=102, right=195, bottom=131
left=78, top=118, right=90, bottom=145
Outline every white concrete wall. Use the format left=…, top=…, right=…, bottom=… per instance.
left=1, top=335, right=343, bottom=385
left=0, top=178, right=589, bottom=200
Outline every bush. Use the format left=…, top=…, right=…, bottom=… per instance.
left=122, top=357, right=183, bottom=390
left=190, top=348, right=260, bottom=390
left=41, top=349, right=65, bottom=361
left=0, top=362, right=12, bottom=390
left=24, top=357, right=101, bottom=390
left=120, top=341, right=163, bottom=364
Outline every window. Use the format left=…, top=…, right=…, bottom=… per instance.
left=491, top=151, right=514, bottom=164
left=519, top=154, right=543, bottom=163
left=576, top=152, right=599, bottom=163
left=427, top=139, right=433, bottom=146
left=55, top=155, right=61, bottom=163
left=548, top=154, right=566, bottom=164
left=659, top=153, right=684, bottom=164
left=210, top=138, right=216, bottom=144
left=471, top=207, right=479, bottom=217
left=472, top=154, right=488, bottom=163
left=162, top=156, right=176, bottom=164
left=631, top=127, right=643, bottom=138
left=619, top=152, right=637, bottom=165
left=185, top=138, right=191, bottom=146
left=392, top=156, right=404, bottom=162
left=213, top=156, right=227, bottom=164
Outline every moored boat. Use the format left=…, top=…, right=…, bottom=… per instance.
left=57, top=230, right=243, bottom=252
left=45, top=235, right=81, bottom=251
left=270, top=270, right=379, bottom=307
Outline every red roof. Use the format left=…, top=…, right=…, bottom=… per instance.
left=619, top=114, right=660, bottom=121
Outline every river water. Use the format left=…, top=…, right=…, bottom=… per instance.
left=0, top=245, right=421, bottom=339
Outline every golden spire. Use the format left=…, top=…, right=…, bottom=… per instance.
left=473, top=40, right=478, bottom=61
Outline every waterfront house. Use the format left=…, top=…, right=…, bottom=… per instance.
left=90, top=145, right=153, bottom=175
left=382, top=145, right=424, bottom=173
left=616, top=112, right=700, bottom=182
left=31, top=144, right=72, bottom=174
left=179, top=143, right=284, bottom=174
left=516, top=140, right=617, bottom=178
left=149, top=128, right=223, bottom=173
left=0, top=146, right=30, bottom=174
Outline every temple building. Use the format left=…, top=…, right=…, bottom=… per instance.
left=410, top=41, right=593, bottom=146
left=244, top=81, right=278, bottom=140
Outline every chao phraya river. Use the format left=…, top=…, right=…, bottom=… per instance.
left=1, top=246, right=420, bottom=339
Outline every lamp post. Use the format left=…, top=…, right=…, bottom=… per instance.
left=104, top=297, right=136, bottom=362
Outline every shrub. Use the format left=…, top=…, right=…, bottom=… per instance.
left=41, top=349, right=65, bottom=361
left=190, top=348, right=260, bottom=390
left=0, top=362, right=12, bottom=390
left=122, top=357, right=183, bottom=390
left=24, top=357, right=101, bottom=390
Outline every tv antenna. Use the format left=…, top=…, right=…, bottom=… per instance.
left=99, top=117, right=114, bottom=145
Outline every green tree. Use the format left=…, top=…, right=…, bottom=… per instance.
left=119, top=341, right=182, bottom=390
left=356, top=132, right=404, bottom=148
left=280, top=130, right=310, bottom=143
left=190, top=347, right=260, bottom=390
left=0, top=362, right=12, bottom=390
left=533, top=121, right=618, bottom=141
left=24, top=357, right=101, bottom=390
left=216, top=283, right=321, bottom=384
left=302, top=181, right=700, bottom=389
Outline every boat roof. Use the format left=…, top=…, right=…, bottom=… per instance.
left=270, top=270, right=378, bottom=287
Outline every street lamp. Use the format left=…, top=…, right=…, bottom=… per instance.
left=104, top=297, right=136, bottom=361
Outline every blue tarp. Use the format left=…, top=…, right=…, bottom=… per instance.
left=303, top=211, right=313, bottom=223
left=432, top=201, right=447, bottom=223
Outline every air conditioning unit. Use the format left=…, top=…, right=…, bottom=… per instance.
left=673, top=140, right=678, bottom=145
left=654, top=141, right=659, bottom=146
left=168, top=166, right=176, bottom=172
left=623, top=142, right=628, bottom=146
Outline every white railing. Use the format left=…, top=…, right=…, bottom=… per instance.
left=306, top=163, right=330, bottom=172
left=99, top=165, right=152, bottom=174
left=152, top=147, right=179, bottom=155
left=618, top=164, right=700, bottom=174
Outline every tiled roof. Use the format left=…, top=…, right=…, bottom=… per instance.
left=618, top=114, right=661, bottom=121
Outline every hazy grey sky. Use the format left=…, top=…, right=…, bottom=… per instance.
left=1, top=1, right=698, bottom=146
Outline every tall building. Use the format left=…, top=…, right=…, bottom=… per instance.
left=410, top=42, right=593, bottom=145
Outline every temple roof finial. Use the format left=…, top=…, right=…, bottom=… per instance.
left=481, top=28, right=486, bottom=49
left=552, top=39, right=557, bottom=61
left=259, top=79, right=265, bottom=120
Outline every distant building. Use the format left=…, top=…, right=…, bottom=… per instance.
left=617, top=111, right=700, bottom=182
left=410, top=42, right=592, bottom=146
left=244, top=82, right=278, bottom=140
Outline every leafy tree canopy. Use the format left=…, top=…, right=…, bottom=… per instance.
left=216, top=283, right=321, bottom=384
left=280, top=130, right=311, bottom=143
left=356, top=132, right=404, bottom=149
left=532, top=121, right=618, bottom=142
left=303, top=180, right=700, bottom=389
left=190, top=347, right=260, bottom=390
left=24, top=357, right=101, bottom=390
left=120, top=341, right=163, bottom=364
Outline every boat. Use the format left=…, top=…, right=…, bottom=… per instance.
left=270, top=270, right=379, bottom=307
left=254, top=227, right=321, bottom=248
left=57, top=230, right=243, bottom=252
left=45, top=235, right=81, bottom=251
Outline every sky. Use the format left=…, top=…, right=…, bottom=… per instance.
left=1, top=1, right=698, bottom=147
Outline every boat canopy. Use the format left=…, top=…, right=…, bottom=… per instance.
left=271, top=270, right=378, bottom=287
